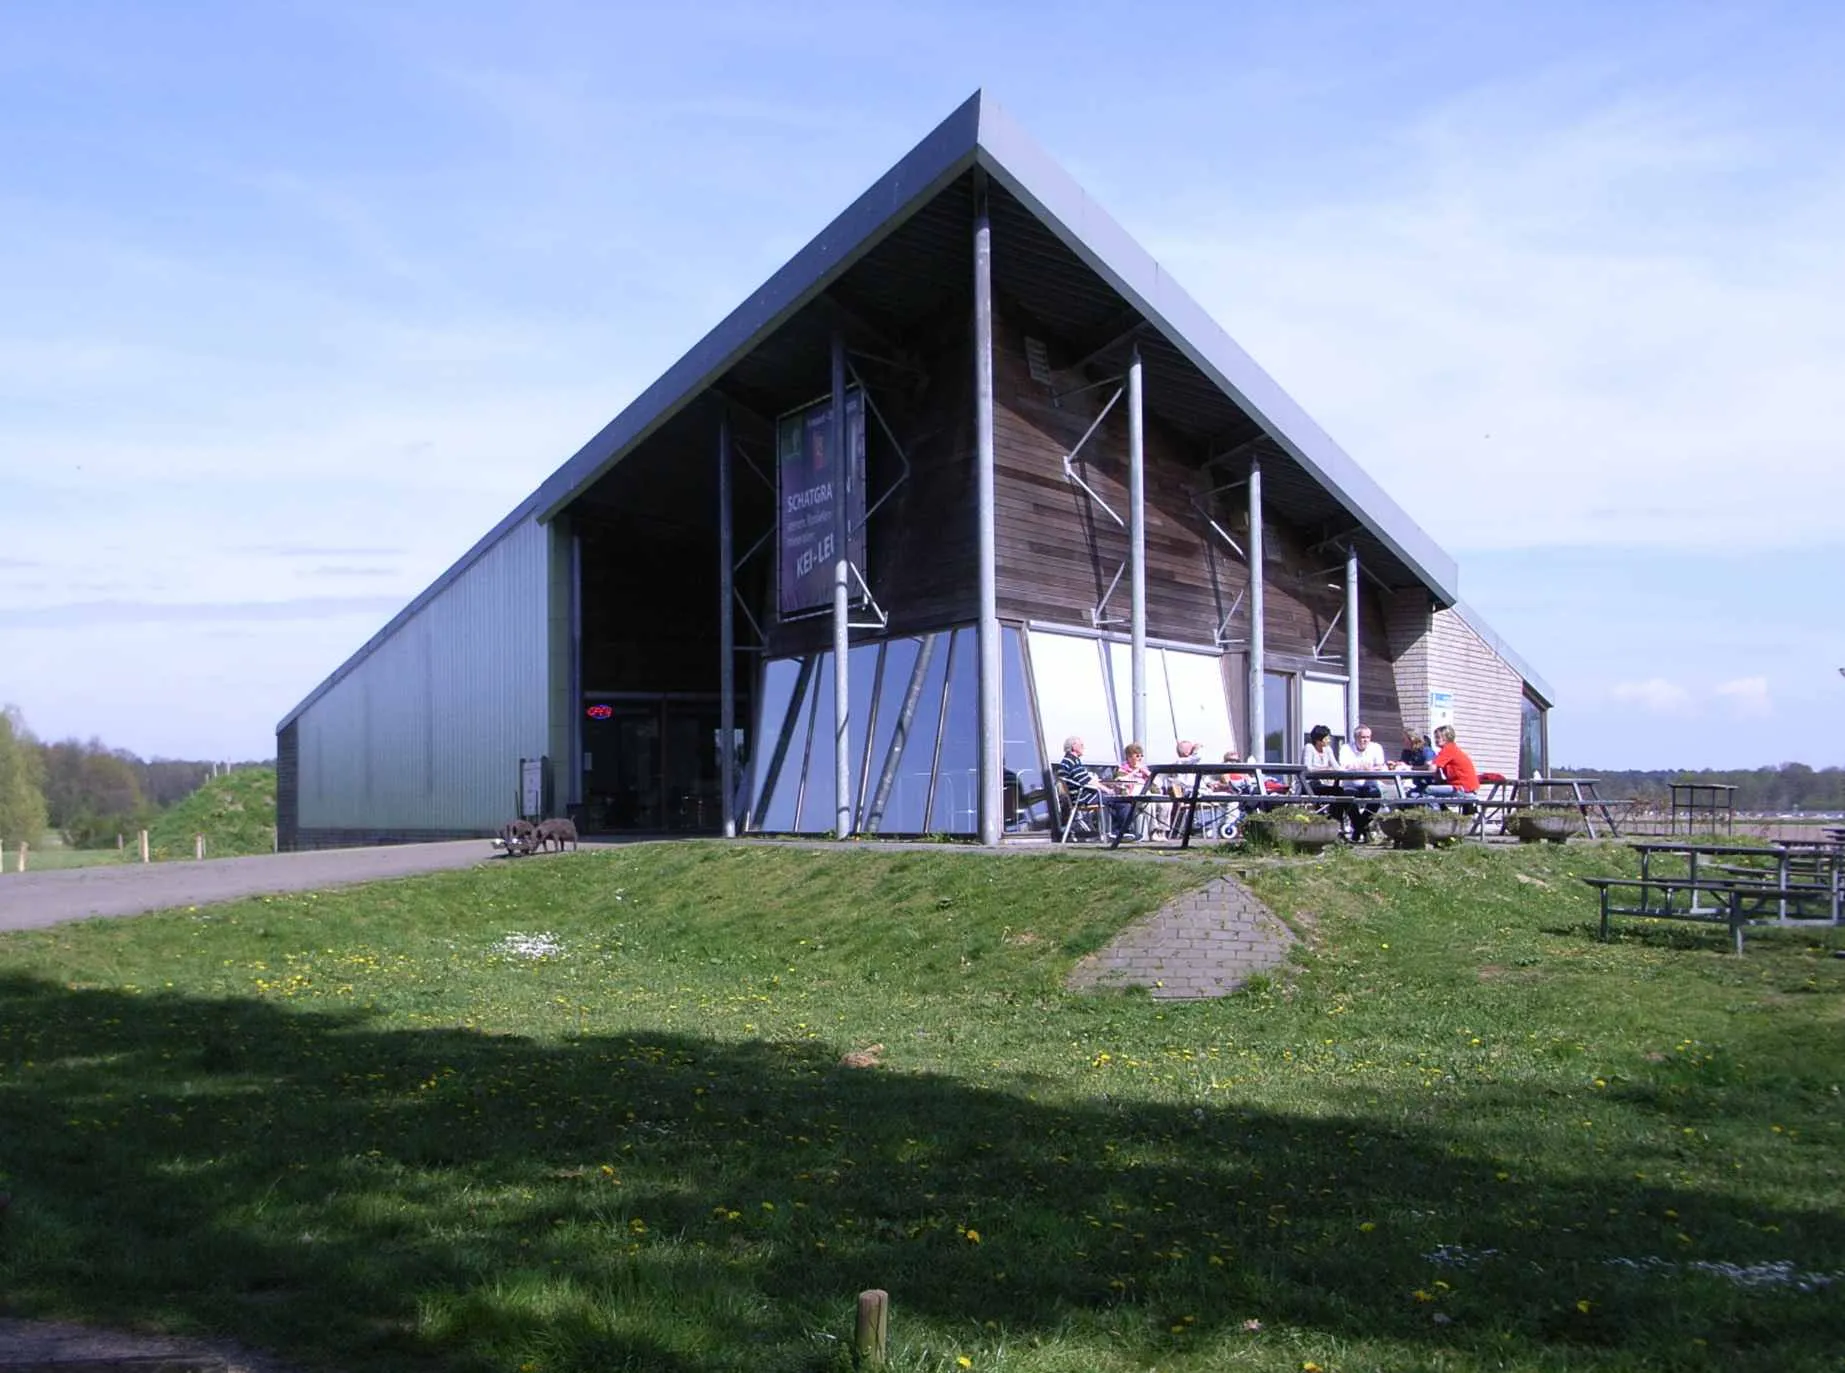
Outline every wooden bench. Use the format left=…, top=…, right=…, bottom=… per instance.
left=1583, top=875, right=1839, bottom=954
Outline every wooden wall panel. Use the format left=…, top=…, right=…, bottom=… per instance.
left=990, top=311, right=1404, bottom=737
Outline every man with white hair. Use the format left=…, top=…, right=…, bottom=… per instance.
left=1336, top=722, right=1387, bottom=842
left=1054, top=735, right=1109, bottom=838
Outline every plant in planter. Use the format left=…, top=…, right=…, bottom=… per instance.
left=1507, top=805, right=1584, bottom=844
left=1377, top=808, right=1468, bottom=849
left=1243, top=805, right=1343, bottom=853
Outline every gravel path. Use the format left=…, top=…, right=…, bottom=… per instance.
left=0, top=841, right=495, bottom=933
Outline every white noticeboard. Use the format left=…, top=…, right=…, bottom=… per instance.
left=520, top=758, right=546, bottom=819
left=1429, top=689, right=1456, bottom=733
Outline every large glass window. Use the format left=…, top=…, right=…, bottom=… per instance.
left=1519, top=693, right=1547, bottom=779
left=1001, top=625, right=1050, bottom=832
left=1300, top=676, right=1349, bottom=750
left=859, top=636, right=923, bottom=831
left=1262, top=671, right=1293, bottom=763
left=753, top=657, right=812, bottom=830
left=1163, top=649, right=1237, bottom=763
left=932, top=630, right=980, bottom=832
left=1028, top=629, right=1117, bottom=763
left=1104, top=640, right=1174, bottom=752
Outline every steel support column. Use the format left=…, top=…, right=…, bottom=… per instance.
left=830, top=331, right=853, bottom=838
left=1127, top=346, right=1147, bottom=748
left=1345, top=547, right=1360, bottom=743
left=974, top=175, right=1002, bottom=845
left=569, top=529, right=583, bottom=809
left=718, top=411, right=737, bottom=837
left=1247, top=461, right=1265, bottom=761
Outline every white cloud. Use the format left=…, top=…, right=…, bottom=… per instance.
left=1142, top=81, right=1845, bottom=555
left=1714, top=675, right=1773, bottom=717
left=1609, top=678, right=1696, bottom=715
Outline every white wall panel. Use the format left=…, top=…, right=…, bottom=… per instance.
left=296, top=517, right=551, bottom=831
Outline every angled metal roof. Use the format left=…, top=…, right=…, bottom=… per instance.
left=281, top=90, right=1548, bottom=732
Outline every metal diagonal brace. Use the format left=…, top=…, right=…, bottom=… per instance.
left=1059, top=384, right=1129, bottom=627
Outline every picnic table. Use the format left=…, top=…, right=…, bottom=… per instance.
left=1115, top=764, right=1444, bottom=850
left=1582, top=838, right=1843, bottom=952
left=1473, top=776, right=1626, bottom=838
left=1116, top=762, right=1307, bottom=848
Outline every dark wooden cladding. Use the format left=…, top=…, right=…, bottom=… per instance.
left=991, top=310, right=1405, bottom=741
left=746, top=301, right=1405, bottom=749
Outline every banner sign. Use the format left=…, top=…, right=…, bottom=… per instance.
left=777, top=388, right=867, bottom=616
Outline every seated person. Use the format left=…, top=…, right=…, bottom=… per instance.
left=1109, top=742, right=1153, bottom=838
left=1398, top=730, right=1436, bottom=770
left=1421, top=725, right=1480, bottom=803
left=1054, top=735, right=1109, bottom=835
left=1204, top=749, right=1260, bottom=796
left=1336, top=722, right=1386, bottom=841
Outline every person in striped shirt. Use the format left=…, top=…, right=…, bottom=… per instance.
left=1055, top=735, right=1108, bottom=836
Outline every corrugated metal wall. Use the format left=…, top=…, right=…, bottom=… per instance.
left=296, top=517, right=552, bottom=832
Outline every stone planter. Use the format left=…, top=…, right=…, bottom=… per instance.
left=1245, top=814, right=1343, bottom=853
left=1508, top=811, right=1584, bottom=844
left=1378, top=810, right=1468, bottom=850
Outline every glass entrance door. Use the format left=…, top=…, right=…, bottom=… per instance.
left=580, top=697, right=734, bottom=833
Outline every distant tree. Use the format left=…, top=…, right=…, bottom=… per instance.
left=141, top=758, right=215, bottom=808
left=39, top=737, right=150, bottom=846
left=0, top=705, right=50, bottom=846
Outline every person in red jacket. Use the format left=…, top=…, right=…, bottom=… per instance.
left=1425, top=724, right=1479, bottom=797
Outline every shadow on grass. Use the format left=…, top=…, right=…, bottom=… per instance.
left=2, top=973, right=1840, bottom=1372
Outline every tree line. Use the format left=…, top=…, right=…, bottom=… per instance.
left=0, top=704, right=272, bottom=848
left=1558, top=763, right=1845, bottom=814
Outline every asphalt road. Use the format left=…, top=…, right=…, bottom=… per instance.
left=0, top=841, right=497, bottom=932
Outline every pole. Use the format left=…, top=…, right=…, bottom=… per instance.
left=1127, top=346, right=1147, bottom=749
left=139, top=830, right=149, bottom=864
left=973, top=172, right=1003, bottom=845
left=1345, top=546, right=1360, bottom=742
left=830, top=329, right=853, bottom=839
left=718, top=410, right=737, bottom=837
left=1247, top=460, right=1266, bottom=761
left=854, top=1289, right=889, bottom=1367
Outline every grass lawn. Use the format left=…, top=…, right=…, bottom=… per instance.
left=0, top=842, right=1840, bottom=1372
left=0, top=833, right=131, bottom=872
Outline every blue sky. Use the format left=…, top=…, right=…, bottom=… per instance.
left=2, top=0, right=1840, bottom=769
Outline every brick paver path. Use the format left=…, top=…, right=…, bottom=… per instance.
left=1065, top=873, right=1294, bottom=999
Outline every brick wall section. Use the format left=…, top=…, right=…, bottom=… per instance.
left=1426, top=608, right=1523, bottom=777
left=1385, top=593, right=1527, bottom=777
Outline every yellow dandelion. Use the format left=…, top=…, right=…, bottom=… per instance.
left=956, top=1358, right=972, bottom=1369
left=964, top=1227, right=981, bottom=1243
left=1576, top=1299, right=1592, bottom=1314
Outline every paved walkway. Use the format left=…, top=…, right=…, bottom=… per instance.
left=0, top=841, right=495, bottom=933
left=1065, top=873, right=1294, bottom=999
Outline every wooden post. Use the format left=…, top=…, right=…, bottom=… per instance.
left=0, top=839, right=5, bottom=871
left=117, top=832, right=124, bottom=852
left=139, top=830, right=150, bottom=864
left=194, top=834, right=205, bottom=861
left=15, top=842, right=25, bottom=873
left=854, top=1289, right=888, bottom=1368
